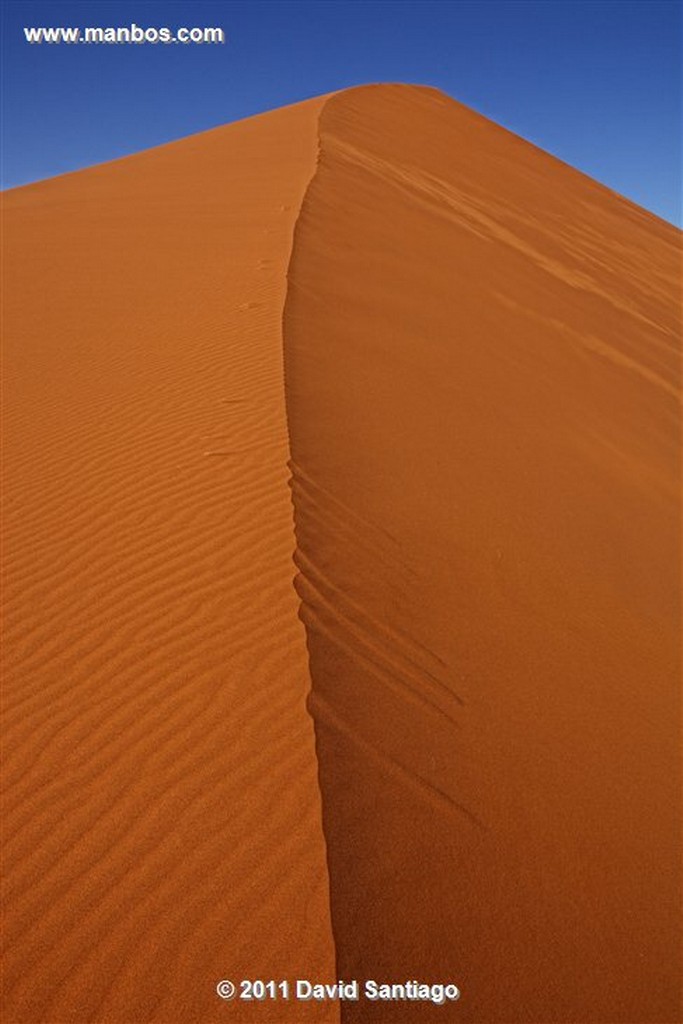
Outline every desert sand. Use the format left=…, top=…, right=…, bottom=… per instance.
left=2, top=85, right=681, bottom=1023
left=2, top=95, right=337, bottom=1023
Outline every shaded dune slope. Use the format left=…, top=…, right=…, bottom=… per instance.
left=283, top=85, right=681, bottom=1022
left=2, top=99, right=338, bottom=1022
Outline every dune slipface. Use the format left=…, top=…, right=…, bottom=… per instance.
left=2, top=99, right=338, bottom=1022
left=283, top=85, right=681, bottom=1022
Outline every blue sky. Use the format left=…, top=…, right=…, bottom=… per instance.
left=2, top=1, right=681, bottom=225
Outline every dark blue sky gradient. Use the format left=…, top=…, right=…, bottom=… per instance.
left=2, top=1, right=680, bottom=224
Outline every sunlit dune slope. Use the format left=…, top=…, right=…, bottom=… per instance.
left=284, top=84, right=681, bottom=1023
left=2, top=99, right=338, bottom=1023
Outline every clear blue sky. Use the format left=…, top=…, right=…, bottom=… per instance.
left=2, top=0, right=681, bottom=225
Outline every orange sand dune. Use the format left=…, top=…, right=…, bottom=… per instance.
left=2, top=97, right=337, bottom=1023
left=284, top=86, right=680, bottom=1022
left=2, top=84, right=681, bottom=1024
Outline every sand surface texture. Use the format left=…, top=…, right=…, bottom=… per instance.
left=2, top=97, right=337, bottom=1023
left=3, top=84, right=681, bottom=1024
left=284, top=85, right=680, bottom=1023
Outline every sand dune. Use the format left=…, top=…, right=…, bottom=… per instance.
left=2, top=84, right=680, bottom=1024
left=2, top=97, right=337, bottom=1023
left=284, top=86, right=680, bottom=1022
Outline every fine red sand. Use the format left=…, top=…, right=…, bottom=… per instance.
left=2, top=84, right=681, bottom=1024
left=284, top=86, right=680, bottom=1023
left=2, top=97, right=337, bottom=1023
